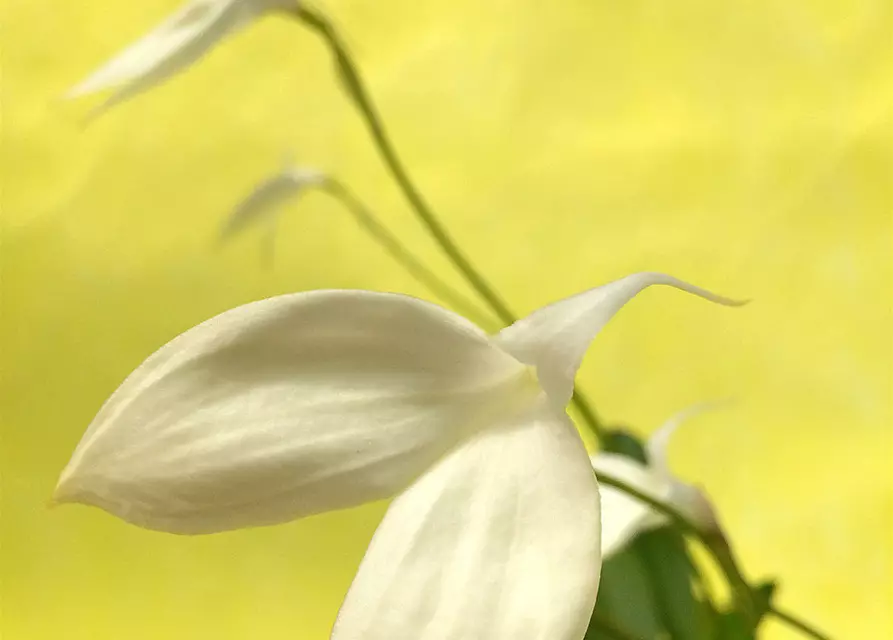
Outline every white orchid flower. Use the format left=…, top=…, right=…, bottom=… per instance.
left=54, top=273, right=739, bottom=640
left=221, top=165, right=328, bottom=239
left=220, top=164, right=327, bottom=263
left=67, top=0, right=296, bottom=110
left=592, top=404, right=724, bottom=559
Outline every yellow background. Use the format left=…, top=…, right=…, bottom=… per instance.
left=2, top=0, right=891, bottom=638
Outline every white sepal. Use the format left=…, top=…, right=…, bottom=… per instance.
left=332, top=400, right=601, bottom=640
left=67, top=0, right=293, bottom=111
left=54, top=290, right=524, bottom=534
left=590, top=452, right=666, bottom=558
left=221, top=165, right=328, bottom=261
left=495, top=273, right=744, bottom=406
left=592, top=403, right=724, bottom=557
left=646, top=402, right=724, bottom=531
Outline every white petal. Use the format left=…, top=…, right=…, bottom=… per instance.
left=68, top=1, right=238, bottom=96
left=647, top=401, right=727, bottom=476
left=665, top=482, right=719, bottom=532
left=647, top=403, right=726, bottom=530
left=590, top=453, right=670, bottom=558
left=221, top=166, right=328, bottom=239
left=54, top=291, right=525, bottom=534
left=495, top=272, right=745, bottom=406
left=67, top=0, right=267, bottom=109
left=332, top=401, right=601, bottom=640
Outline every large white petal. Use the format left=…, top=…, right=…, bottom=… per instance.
left=590, top=453, right=669, bottom=558
left=54, top=291, right=525, bottom=534
left=494, top=272, right=744, bottom=406
left=332, top=400, right=601, bottom=640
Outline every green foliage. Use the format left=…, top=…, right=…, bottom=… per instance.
left=636, top=528, right=714, bottom=640
left=588, top=430, right=778, bottom=640
left=587, top=545, right=664, bottom=639
left=589, top=526, right=717, bottom=640
left=602, top=428, right=649, bottom=463
left=712, top=582, right=778, bottom=640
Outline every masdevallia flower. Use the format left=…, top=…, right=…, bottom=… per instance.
left=54, top=273, right=739, bottom=640
left=67, top=0, right=295, bottom=110
left=593, top=404, right=724, bottom=558
left=219, top=164, right=327, bottom=263
left=221, top=165, right=328, bottom=239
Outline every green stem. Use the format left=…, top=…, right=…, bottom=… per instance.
left=595, top=471, right=757, bottom=624
left=321, top=180, right=494, bottom=327
left=286, top=9, right=829, bottom=640
left=596, top=473, right=831, bottom=640
left=290, top=4, right=607, bottom=441
left=768, top=606, right=831, bottom=640
left=293, top=5, right=514, bottom=326
left=572, top=391, right=605, bottom=441
left=321, top=191, right=633, bottom=640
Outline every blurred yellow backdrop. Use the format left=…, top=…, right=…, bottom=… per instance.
left=2, top=0, right=891, bottom=638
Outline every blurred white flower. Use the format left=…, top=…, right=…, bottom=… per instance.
left=220, top=163, right=327, bottom=263
left=55, top=273, right=739, bottom=640
left=221, top=165, right=328, bottom=239
left=67, top=0, right=296, bottom=110
left=220, top=165, right=499, bottom=322
left=592, top=404, right=724, bottom=558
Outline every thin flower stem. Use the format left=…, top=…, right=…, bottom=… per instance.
left=595, top=471, right=757, bottom=623
left=571, top=390, right=603, bottom=439
left=285, top=7, right=830, bottom=640
left=320, top=179, right=494, bottom=327
left=293, top=5, right=514, bottom=326
left=290, top=4, right=608, bottom=441
left=768, top=606, right=832, bottom=640
left=572, top=393, right=607, bottom=442
left=596, top=471, right=833, bottom=640
left=286, top=8, right=829, bottom=640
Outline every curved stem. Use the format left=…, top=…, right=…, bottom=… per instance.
left=293, top=5, right=515, bottom=326
left=321, top=180, right=494, bottom=327
left=769, top=606, right=831, bottom=640
left=285, top=9, right=829, bottom=640
left=571, top=390, right=604, bottom=439
left=595, top=471, right=757, bottom=624
left=290, top=4, right=607, bottom=441
left=596, top=471, right=832, bottom=640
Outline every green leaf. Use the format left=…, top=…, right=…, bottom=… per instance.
left=589, top=428, right=660, bottom=639
left=592, top=429, right=715, bottom=640
left=588, top=545, right=665, bottom=640
left=752, top=580, right=778, bottom=617
left=713, top=613, right=752, bottom=640
left=602, top=428, right=649, bottom=463
left=712, top=580, right=779, bottom=639
left=635, top=527, right=714, bottom=640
